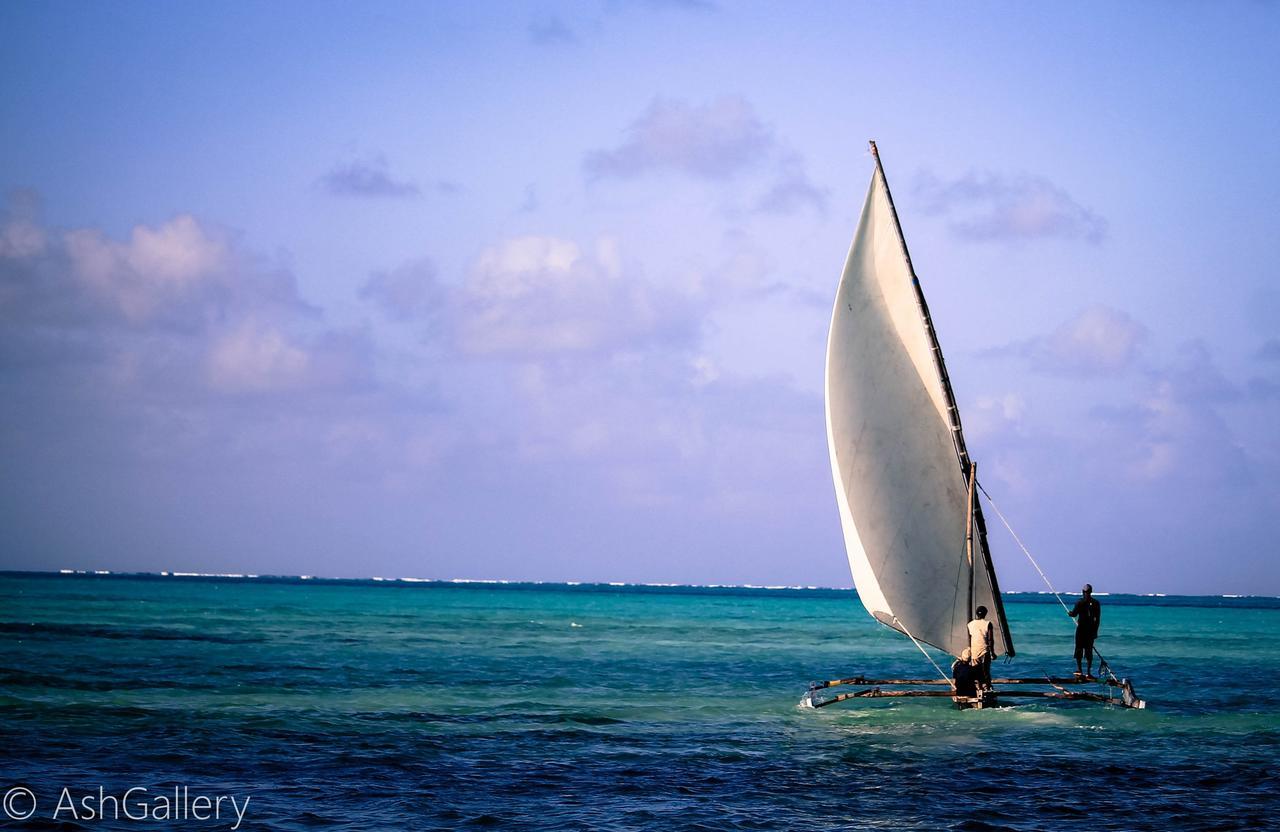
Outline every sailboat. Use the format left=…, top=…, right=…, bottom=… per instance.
left=806, top=142, right=1143, bottom=710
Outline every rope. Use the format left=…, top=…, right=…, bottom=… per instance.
left=977, top=481, right=1122, bottom=686
left=893, top=616, right=956, bottom=690
left=1041, top=670, right=1070, bottom=695
left=976, top=481, right=1071, bottom=615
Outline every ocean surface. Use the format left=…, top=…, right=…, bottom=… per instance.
left=2, top=573, right=1278, bottom=831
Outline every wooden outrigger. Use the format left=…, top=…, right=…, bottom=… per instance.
left=803, top=674, right=1146, bottom=710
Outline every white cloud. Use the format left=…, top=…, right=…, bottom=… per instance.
left=124, top=215, right=227, bottom=284
left=967, top=392, right=1027, bottom=441
left=63, top=215, right=228, bottom=322
left=0, top=206, right=361, bottom=400
left=205, top=322, right=312, bottom=394
left=1042, top=306, right=1146, bottom=373
left=1, top=194, right=846, bottom=585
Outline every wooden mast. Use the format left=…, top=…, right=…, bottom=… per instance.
left=966, top=461, right=977, bottom=622
left=868, top=140, right=1014, bottom=656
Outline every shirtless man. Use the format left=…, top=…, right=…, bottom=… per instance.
left=1069, top=584, right=1102, bottom=678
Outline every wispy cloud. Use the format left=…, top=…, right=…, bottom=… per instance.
left=586, top=97, right=826, bottom=217
left=360, top=259, right=442, bottom=322
left=320, top=155, right=420, bottom=199
left=754, top=159, right=828, bottom=216
left=1154, top=340, right=1240, bottom=404
left=584, top=96, right=774, bottom=181
left=608, top=0, right=717, bottom=11
left=519, top=185, right=539, bottom=214
left=1098, top=342, right=1249, bottom=485
left=0, top=188, right=46, bottom=259
left=528, top=14, right=577, bottom=45
left=914, top=170, right=1107, bottom=243
left=652, top=0, right=715, bottom=8
left=453, top=235, right=699, bottom=356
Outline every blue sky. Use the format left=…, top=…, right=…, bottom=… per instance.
left=2, top=2, right=1278, bottom=593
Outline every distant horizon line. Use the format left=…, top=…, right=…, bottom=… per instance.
left=0, top=569, right=1272, bottom=600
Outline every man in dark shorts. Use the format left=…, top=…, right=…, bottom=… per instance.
left=952, top=648, right=977, bottom=697
left=1069, top=583, right=1102, bottom=677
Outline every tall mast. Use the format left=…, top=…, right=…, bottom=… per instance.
left=867, top=140, right=1015, bottom=657
left=966, top=461, right=977, bottom=622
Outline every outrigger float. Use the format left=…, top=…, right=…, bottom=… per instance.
left=804, top=674, right=1146, bottom=711
left=812, top=142, right=1146, bottom=711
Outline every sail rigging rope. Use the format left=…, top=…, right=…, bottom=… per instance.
left=977, top=481, right=1120, bottom=685
left=976, top=481, right=1072, bottom=615
left=892, top=616, right=955, bottom=690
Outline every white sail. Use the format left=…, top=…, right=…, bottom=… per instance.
left=825, top=154, right=1010, bottom=659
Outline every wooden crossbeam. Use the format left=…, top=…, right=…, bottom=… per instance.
left=808, top=684, right=1142, bottom=709
left=810, top=675, right=1122, bottom=691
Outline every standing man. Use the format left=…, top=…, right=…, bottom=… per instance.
left=967, top=606, right=994, bottom=690
left=1069, top=584, right=1102, bottom=678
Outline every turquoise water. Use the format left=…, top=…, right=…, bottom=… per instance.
left=2, top=573, right=1278, bottom=830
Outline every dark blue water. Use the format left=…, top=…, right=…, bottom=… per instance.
left=2, top=573, right=1278, bottom=830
